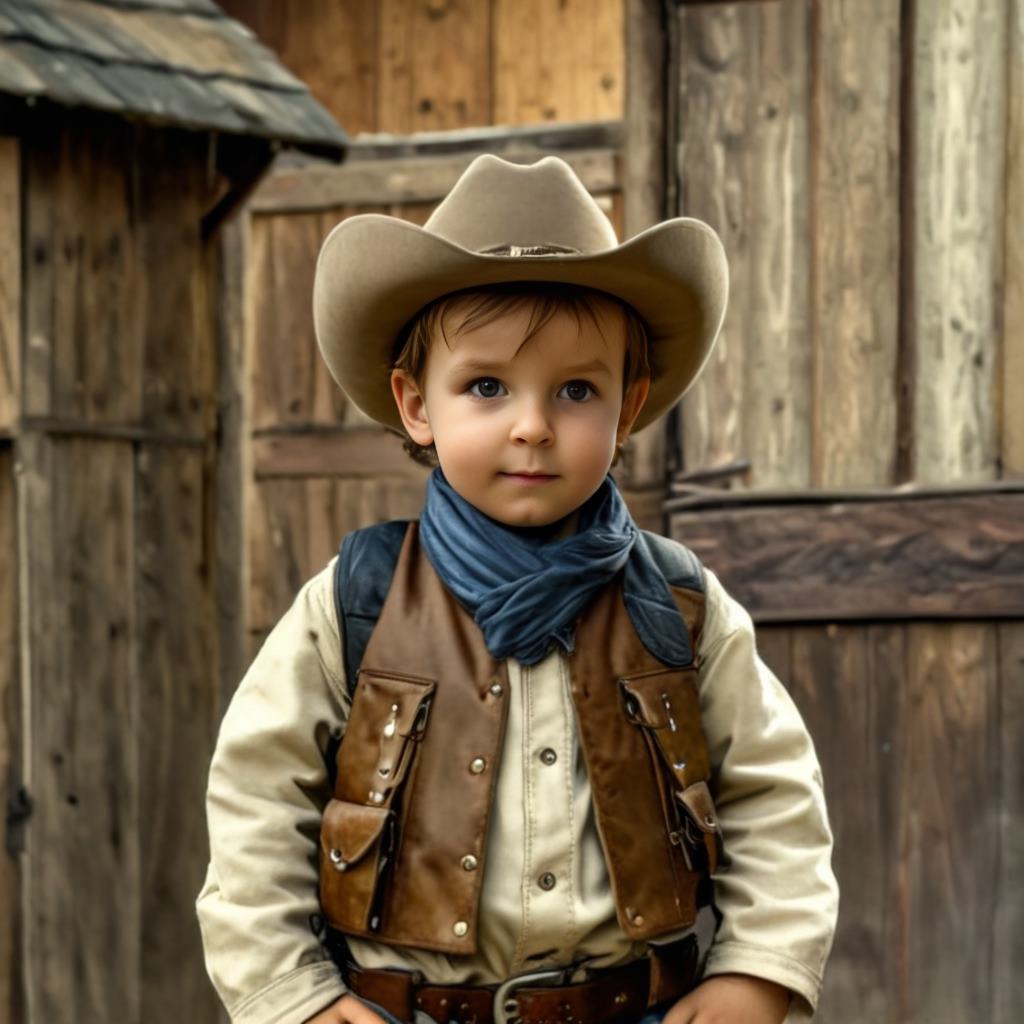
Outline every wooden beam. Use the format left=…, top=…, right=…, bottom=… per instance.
left=252, top=426, right=427, bottom=479
left=250, top=146, right=619, bottom=214
left=668, top=489, right=1024, bottom=621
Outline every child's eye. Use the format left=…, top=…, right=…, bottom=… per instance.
left=558, top=380, right=595, bottom=402
left=468, top=378, right=507, bottom=399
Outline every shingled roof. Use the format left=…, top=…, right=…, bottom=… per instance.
left=0, top=0, right=347, bottom=157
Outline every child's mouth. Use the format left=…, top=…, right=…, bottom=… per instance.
left=500, top=472, right=558, bottom=485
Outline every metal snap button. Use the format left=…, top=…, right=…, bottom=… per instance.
left=469, top=757, right=487, bottom=774
left=461, top=854, right=478, bottom=871
left=453, top=920, right=468, bottom=937
left=539, top=747, right=557, bottom=766
left=489, top=681, right=504, bottom=696
left=538, top=871, right=556, bottom=891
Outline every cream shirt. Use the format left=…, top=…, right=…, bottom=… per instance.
left=197, top=557, right=838, bottom=1024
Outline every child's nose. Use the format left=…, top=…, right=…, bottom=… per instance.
left=510, top=399, right=554, bottom=446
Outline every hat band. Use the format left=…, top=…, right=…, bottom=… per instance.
left=478, top=243, right=582, bottom=257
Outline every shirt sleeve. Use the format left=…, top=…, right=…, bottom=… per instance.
left=697, top=569, right=839, bottom=1021
left=196, top=560, right=351, bottom=1024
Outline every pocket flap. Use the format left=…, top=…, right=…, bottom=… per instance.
left=321, top=798, right=393, bottom=870
left=676, top=780, right=719, bottom=835
left=620, top=669, right=698, bottom=729
left=354, top=671, right=435, bottom=738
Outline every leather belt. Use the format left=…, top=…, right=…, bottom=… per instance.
left=345, top=934, right=699, bottom=1024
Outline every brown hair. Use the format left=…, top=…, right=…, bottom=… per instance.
left=391, top=282, right=652, bottom=467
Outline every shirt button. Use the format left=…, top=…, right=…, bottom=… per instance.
left=489, top=681, right=504, bottom=697
left=538, top=872, right=556, bottom=891
left=469, top=757, right=487, bottom=775
left=539, top=748, right=557, bottom=766
left=461, top=854, right=478, bottom=871
left=453, top=921, right=468, bottom=937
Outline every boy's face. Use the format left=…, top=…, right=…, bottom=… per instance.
left=391, top=298, right=650, bottom=528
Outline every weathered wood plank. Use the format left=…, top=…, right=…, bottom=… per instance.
left=0, top=446, right=25, bottom=1022
left=249, top=211, right=346, bottom=431
left=994, top=621, right=1024, bottom=1024
left=215, top=217, right=251, bottom=711
left=0, top=137, right=19, bottom=432
left=743, top=0, right=811, bottom=488
left=494, top=0, right=624, bottom=125
left=811, top=0, right=900, bottom=486
left=676, top=3, right=753, bottom=479
left=669, top=491, right=1024, bottom=621
left=911, top=0, right=1006, bottom=483
left=19, top=434, right=140, bottom=1022
left=250, top=147, right=620, bottom=214
left=378, top=0, right=491, bottom=134
left=787, top=624, right=905, bottom=1021
left=1003, top=0, right=1024, bottom=477
left=902, top=623, right=1000, bottom=1021
left=253, top=426, right=428, bottom=480
left=136, top=444, right=220, bottom=1024
left=23, top=120, right=144, bottom=425
left=137, top=128, right=214, bottom=438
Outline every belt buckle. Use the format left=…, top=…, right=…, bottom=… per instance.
left=493, top=966, right=568, bottom=1024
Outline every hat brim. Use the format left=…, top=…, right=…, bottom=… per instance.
left=313, top=214, right=728, bottom=433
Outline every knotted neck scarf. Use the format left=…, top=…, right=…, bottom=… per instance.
left=419, top=469, right=637, bottom=666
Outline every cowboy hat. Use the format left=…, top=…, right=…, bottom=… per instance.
left=313, top=154, right=728, bottom=432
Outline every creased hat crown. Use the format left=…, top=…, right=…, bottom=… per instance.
left=424, top=154, right=618, bottom=254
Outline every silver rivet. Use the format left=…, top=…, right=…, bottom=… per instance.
left=614, top=993, right=628, bottom=1005
left=461, top=854, right=478, bottom=871
left=370, top=791, right=384, bottom=804
left=453, top=920, right=468, bottom=937
left=469, top=757, right=487, bottom=774
left=540, top=747, right=557, bottom=766
left=538, top=871, right=556, bottom=891
left=329, top=848, right=343, bottom=864
left=489, top=681, right=504, bottom=696
left=633, top=913, right=644, bottom=926
left=704, top=814, right=716, bottom=828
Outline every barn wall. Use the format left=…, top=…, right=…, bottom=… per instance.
left=673, top=0, right=1022, bottom=491
left=219, top=0, right=624, bottom=133
left=7, top=115, right=223, bottom=1024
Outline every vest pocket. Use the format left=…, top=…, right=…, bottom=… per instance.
left=619, top=669, right=723, bottom=875
left=321, top=671, right=435, bottom=934
left=320, top=799, right=396, bottom=932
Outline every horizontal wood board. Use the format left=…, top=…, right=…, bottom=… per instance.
left=670, top=490, right=1024, bottom=621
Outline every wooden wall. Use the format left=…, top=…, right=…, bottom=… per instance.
left=674, top=0, right=1022, bottom=491
left=1, top=117, right=224, bottom=1024
left=219, top=0, right=624, bottom=134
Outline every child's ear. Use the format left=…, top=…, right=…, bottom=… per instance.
left=391, top=369, right=434, bottom=446
left=616, top=376, right=652, bottom=445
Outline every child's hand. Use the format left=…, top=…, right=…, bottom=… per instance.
left=304, top=994, right=389, bottom=1024
left=662, top=973, right=791, bottom=1024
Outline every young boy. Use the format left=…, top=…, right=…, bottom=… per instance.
left=197, top=155, right=838, bottom=1024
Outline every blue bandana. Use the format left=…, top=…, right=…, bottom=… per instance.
left=419, top=469, right=637, bottom=665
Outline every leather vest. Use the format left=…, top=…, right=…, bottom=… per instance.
left=319, top=524, right=721, bottom=955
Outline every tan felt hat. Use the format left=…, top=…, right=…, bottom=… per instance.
left=313, top=154, right=728, bottom=432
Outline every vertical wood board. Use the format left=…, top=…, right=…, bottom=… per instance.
left=1002, top=0, right=1024, bottom=476
left=787, top=624, right=905, bottom=1022
left=911, top=0, right=1006, bottom=483
left=19, top=434, right=140, bottom=1022
left=493, top=0, right=624, bottom=125
left=136, top=444, right=221, bottom=1024
left=23, top=120, right=144, bottom=425
left=0, top=137, right=19, bottom=432
left=811, top=0, right=900, bottom=487
left=901, top=622, right=1000, bottom=1021
left=0, top=447, right=24, bottom=1023
left=378, top=0, right=492, bottom=133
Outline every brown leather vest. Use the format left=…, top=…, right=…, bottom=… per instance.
left=319, top=524, right=721, bottom=955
